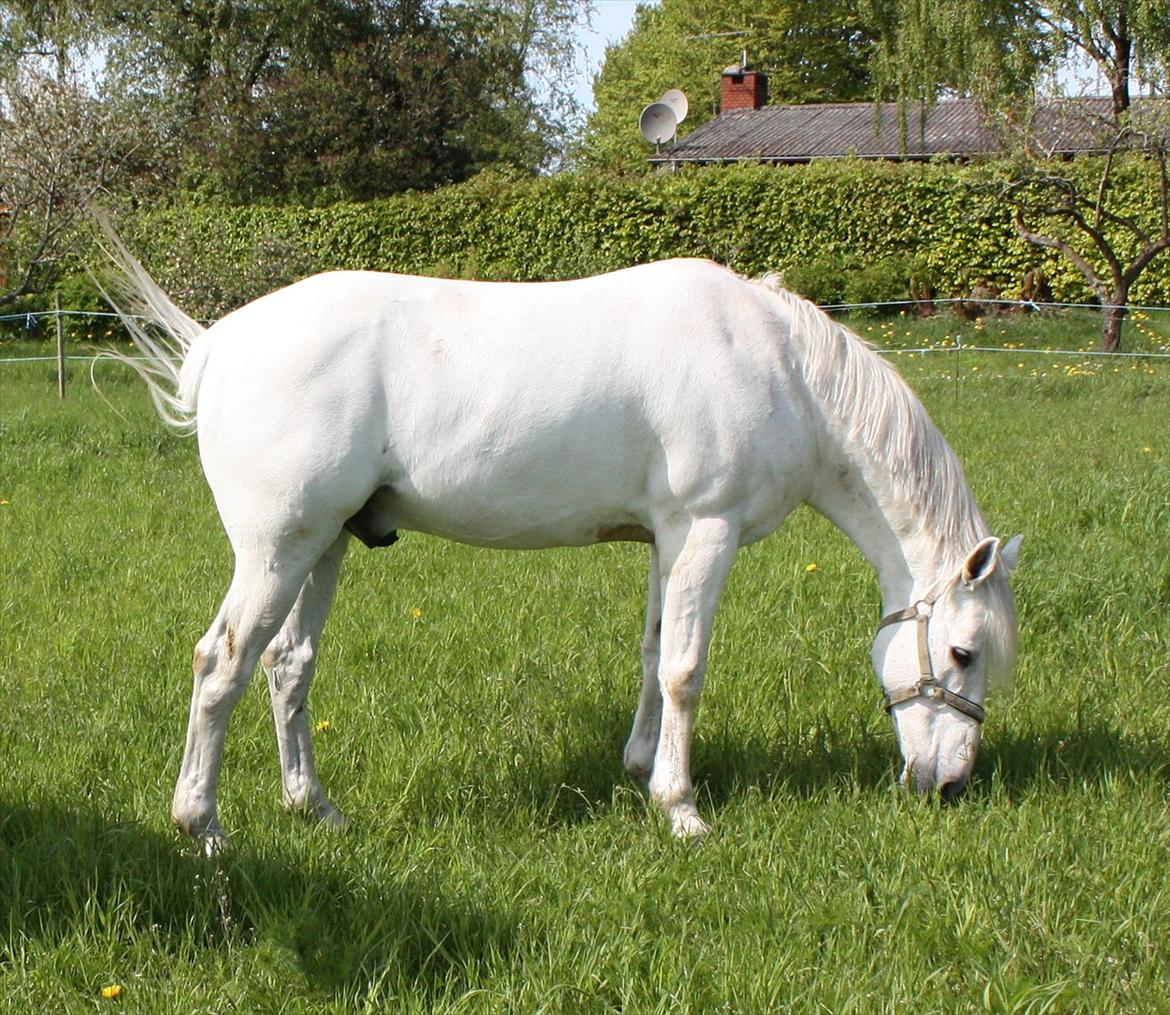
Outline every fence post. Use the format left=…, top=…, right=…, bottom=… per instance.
left=55, top=292, right=65, bottom=400
left=952, top=331, right=962, bottom=404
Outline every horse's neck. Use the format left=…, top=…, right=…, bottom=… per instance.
left=808, top=455, right=946, bottom=615
left=786, top=306, right=986, bottom=612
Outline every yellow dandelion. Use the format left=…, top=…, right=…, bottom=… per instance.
left=0, top=499, right=9, bottom=506
left=1142, top=447, right=1153, bottom=453
left=411, top=606, right=423, bottom=620
left=805, top=563, right=818, bottom=573
left=100, top=985, right=123, bottom=1000
left=314, top=720, right=332, bottom=733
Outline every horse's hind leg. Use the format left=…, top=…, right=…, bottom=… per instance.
left=172, top=539, right=328, bottom=848
left=624, top=545, right=663, bottom=787
left=261, top=532, right=349, bottom=825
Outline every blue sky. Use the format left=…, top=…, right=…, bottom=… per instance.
left=572, top=1, right=651, bottom=112
left=569, top=2, right=1111, bottom=112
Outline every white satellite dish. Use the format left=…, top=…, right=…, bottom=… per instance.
left=660, top=88, right=689, bottom=125
left=639, top=102, right=678, bottom=145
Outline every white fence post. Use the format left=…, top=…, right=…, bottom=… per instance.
left=55, top=292, right=65, bottom=399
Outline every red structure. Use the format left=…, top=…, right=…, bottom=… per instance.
left=720, top=64, right=768, bottom=112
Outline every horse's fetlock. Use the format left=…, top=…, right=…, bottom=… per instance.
left=172, top=792, right=216, bottom=840
left=282, top=784, right=312, bottom=813
left=623, top=731, right=654, bottom=776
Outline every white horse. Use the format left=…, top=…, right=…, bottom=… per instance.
left=103, top=235, right=1021, bottom=848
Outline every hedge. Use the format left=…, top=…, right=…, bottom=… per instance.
left=61, top=158, right=1170, bottom=320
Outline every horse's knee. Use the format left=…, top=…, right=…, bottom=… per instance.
left=193, top=618, right=240, bottom=679
left=659, top=661, right=704, bottom=706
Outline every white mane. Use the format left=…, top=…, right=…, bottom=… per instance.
left=755, top=274, right=989, bottom=570
left=754, top=275, right=1017, bottom=684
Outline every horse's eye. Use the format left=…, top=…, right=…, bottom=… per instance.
left=950, top=647, right=975, bottom=668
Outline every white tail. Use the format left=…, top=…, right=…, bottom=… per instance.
left=94, top=216, right=208, bottom=433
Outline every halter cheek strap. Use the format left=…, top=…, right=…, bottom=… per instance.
left=876, top=595, right=986, bottom=724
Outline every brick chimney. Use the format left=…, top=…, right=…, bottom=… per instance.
left=720, top=64, right=768, bottom=112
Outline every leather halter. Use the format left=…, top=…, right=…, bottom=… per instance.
left=876, top=594, right=986, bottom=724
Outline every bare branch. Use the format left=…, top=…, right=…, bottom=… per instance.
left=1013, top=208, right=1108, bottom=300
left=0, top=68, right=142, bottom=307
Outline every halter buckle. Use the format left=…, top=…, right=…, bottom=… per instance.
left=876, top=595, right=986, bottom=724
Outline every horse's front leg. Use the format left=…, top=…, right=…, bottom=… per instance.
left=261, top=532, right=349, bottom=826
left=650, top=517, right=738, bottom=838
left=624, top=545, right=662, bottom=787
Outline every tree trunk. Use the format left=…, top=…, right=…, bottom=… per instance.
left=1101, top=298, right=1127, bottom=353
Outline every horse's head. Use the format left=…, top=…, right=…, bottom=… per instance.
left=873, top=534, right=1022, bottom=800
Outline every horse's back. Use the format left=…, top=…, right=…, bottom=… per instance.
left=193, top=260, right=813, bottom=549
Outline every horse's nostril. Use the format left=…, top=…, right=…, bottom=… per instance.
left=939, top=779, right=967, bottom=804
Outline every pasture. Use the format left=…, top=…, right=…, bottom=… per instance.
left=1, top=309, right=1168, bottom=1012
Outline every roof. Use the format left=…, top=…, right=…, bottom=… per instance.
left=649, top=97, right=1132, bottom=165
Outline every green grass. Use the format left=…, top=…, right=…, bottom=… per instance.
left=1, top=310, right=1169, bottom=1012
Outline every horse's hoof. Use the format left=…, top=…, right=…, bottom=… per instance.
left=202, top=831, right=230, bottom=857
left=670, top=810, right=710, bottom=840
left=172, top=803, right=225, bottom=846
left=287, top=794, right=348, bottom=828
left=317, top=803, right=347, bottom=828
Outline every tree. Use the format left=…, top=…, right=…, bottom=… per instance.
left=92, top=0, right=523, bottom=201
left=0, top=69, right=143, bottom=307
left=456, top=0, right=596, bottom=170
left=0, top=0, right=594, bottom=204
left=864, top=0, right=1170, bottom=351
left=576, top=0, right=876, bottom=172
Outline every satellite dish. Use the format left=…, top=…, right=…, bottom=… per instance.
left=660, top=88, right=689, bottom=125
left=639, top=102, right=678, bottom=145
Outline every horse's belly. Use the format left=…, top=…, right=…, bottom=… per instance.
left=380, top=411, right=811, bottom=550
left=387, top=453, right=657, bottom=549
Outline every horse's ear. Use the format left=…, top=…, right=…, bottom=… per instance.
left=1000, top=533, right=1023, bottom=574
left=961, top=536, right=1001, bottom=589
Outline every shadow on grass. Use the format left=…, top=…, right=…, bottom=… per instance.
left=0, top=797, right=519, bottom=1005
left=978, top=719, right=1170, bottom=795
left=512, top=702, right=899, bottom=829
left=518, top=702, right=1170, bottom=827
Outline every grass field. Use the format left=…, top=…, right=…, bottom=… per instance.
left=1, top=309, right=1168, bottom=1012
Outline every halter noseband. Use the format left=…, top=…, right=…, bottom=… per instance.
left=876, top=594, right=986, bottom=724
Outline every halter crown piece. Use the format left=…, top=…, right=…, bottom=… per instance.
left=876, top=593, right=986, bottom=724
